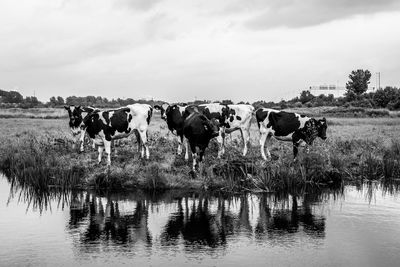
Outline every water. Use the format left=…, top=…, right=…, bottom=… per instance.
left=1, top=177, right=400, bottom=267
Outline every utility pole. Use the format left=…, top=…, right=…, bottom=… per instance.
left=376, top=72, right=381, bottom=90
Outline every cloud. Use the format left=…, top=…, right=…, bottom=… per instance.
left=240, top=0, right=400, bottom=29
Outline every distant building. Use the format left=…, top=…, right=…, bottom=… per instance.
left=308, top=84, right=375, bottom=98
left=308, top=85, right=346, bottom=98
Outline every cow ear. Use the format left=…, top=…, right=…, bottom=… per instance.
left=64, top=105, right=69, bottom=110
left=154, top=105, right=161, bottom=110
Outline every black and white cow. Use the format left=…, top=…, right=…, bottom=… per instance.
left=255, top=108, right=327, bottom=161
left=154, top=103, right=196, bottom=160
left=83, top=104, right=153, bottom=166
left=183, top=112, right=220, bottom=171
left=64, top=105, right=97, bottom=152
left=197, top=103, right=255, bottom=158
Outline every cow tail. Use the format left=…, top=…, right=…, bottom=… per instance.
left=147, top=106, right=153, bottom=125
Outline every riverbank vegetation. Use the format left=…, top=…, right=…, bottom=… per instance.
left=1, top=117, right=399, bottom=193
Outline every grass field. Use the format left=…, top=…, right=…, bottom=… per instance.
left=1, top=114, right=400, bottom=192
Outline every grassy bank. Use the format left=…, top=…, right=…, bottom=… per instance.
left=1, top=106, right=400, bottom=120
left=1, top=116, right=399, bottom=192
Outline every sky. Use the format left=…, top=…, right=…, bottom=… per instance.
left=1, top=0, right=400, bottom=103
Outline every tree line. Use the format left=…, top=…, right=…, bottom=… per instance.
left=1, top=69, right=399, bottom=110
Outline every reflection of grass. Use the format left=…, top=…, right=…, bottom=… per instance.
left=0, top=117, right=400, bottom=192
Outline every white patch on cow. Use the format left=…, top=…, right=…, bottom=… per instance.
left=162, top=103, right=169, bottom=111
left=100, top=113, right=108, bottom=125
left=199, top=103, right=224, bottom=114
left=178, top=105, right=187, bottom=115
left=108, top=111, right=115, bottom=127
left=295, top=113, right=310, bottom=129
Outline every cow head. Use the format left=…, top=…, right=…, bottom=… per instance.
left=302, top=117, right=328, bottom=145
left=154, top=103, right=169, bottom=120
left=205, top=118, right=220, bottom=138
left=317, top=117, right=327, bottom=140
left=64, top=105, right=83, bottom=129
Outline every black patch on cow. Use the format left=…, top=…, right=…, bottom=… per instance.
left=109, top=108, right=131, bottom=136
left=267, top=111, right=301, bottom=137
left=198, top=104, right=230, bottom=127
left=236, top=116, right=241, bottom=121
left=229, top=116, right=234, bottom=122
left=255, top=109, right=269, bottom=129
left=83, top=112, right=104, bottom=139
left=128, top=114, right=132, bottom=122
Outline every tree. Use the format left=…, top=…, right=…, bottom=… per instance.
left=299, top=90, right=314, bottom=104
left=345, top=69, right=371, bottom=99
left=373, top=87, right=399, bottom=108
left=0, top=90, right=23, bottom=103
left=57, top=96, right=65, bottom=105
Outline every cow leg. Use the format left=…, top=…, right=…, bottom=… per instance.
left=111, top=140, right=117, bottom=156
left=184, top=137, right=189, bottom=161
left=292, top=134, right=302, bottom=162
left=240, top=128, right=250, bottom=156
left=138, top=130, right=149, bottom=159
left=190, top=143, right=197, bottom=171
left=259, top=132, right=270, bottom=160
left=98, top=146, right=104, bottom=164
left=79, top=132, right=85, bottom=152
left=177, top=136, right=183, bottom=155
left=217, top=128, right=225, bottom=158
left=134, top=130, right=142, bottom=153
left=104, top=140, right=112, bottom=166
left=92, top=139, right=96, bottom=150
left=293, top=143, right=299, bottom=162
left=192, top=154, right=197, bottom=171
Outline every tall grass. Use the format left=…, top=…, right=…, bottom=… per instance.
left=0, top=130, right=400, bottom=192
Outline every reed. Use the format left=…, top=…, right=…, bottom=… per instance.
left=1, top=129, right=400, bottom=192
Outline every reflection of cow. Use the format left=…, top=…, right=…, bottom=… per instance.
left=255, top=194, right=325, bottom=240
left=256, top=108, right=327, bottom=161
left=161, top=197, right=234, bottom=248
left=69, top=193, right=152, bottom=247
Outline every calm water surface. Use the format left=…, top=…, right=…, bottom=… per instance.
left=1, top=177, right=400, bottom=267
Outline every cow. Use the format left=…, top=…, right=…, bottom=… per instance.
left=183, top=112, right=220, bottom=171
left=64, top=105, right=97, bottom=152
left=154, top=103, right=196, bottom=160
left=197, top=103, right=255, bottom=158
left=255, top=108, right=327, bottom=161
left=82, top=104, right=153, bottom=166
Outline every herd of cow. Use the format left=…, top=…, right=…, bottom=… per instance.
left=64, top=103, right=328, bottom=171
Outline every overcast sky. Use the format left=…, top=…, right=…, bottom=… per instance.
left=1, top=0, right=400, bottom=103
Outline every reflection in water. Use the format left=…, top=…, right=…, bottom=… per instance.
left=58, top=189, right=342, bottom=250
left=6, top=178, right=400, bottom=251
left=3, top=176, right=400, bottom=266
left=6, top=175, right=343, bottom=250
